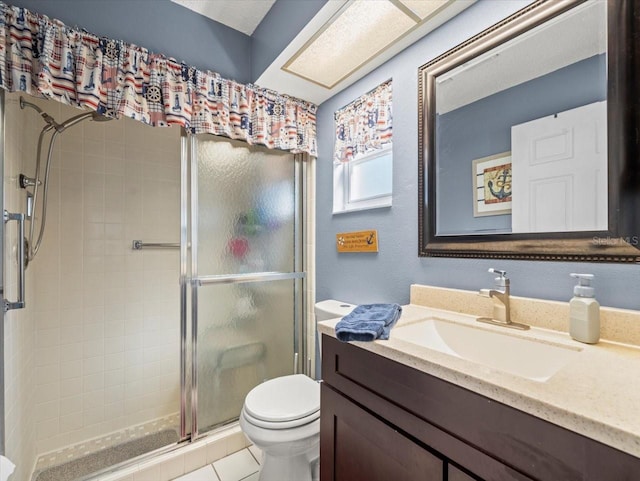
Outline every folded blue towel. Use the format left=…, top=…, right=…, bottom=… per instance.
left=335, top=303, right=402, bottom=342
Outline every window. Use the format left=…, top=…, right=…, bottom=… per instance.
left=332, top=80, right=393, bottom=214
left=333, top=145, right=392, bottom=213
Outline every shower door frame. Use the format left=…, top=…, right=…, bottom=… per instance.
left=0, top=90, right=6, bottom=456
left=180, top=131, right=308, bottom=440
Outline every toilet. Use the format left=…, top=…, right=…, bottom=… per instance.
left=239, top=300, right=355, bottom=481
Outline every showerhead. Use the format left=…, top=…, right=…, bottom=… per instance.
left=20, top=99, right=114, bottom=265
left=55, top=110, right=112, bottom=132
left=20, top=96, right=113, bottom=132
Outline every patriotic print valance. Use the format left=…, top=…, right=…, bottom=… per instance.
left=0, top=3, right=317, bottom=156
left=334, top=79, right=392, bottom=162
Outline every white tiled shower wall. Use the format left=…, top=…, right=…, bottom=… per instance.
left=4, top=94, right=38, bottom=481
left=4, top=92, right=182, bottom=470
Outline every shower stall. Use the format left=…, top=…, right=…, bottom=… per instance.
left=1, top=90, right=308, bottom=481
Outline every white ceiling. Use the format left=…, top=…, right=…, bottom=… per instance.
left=170, top=0, right=276, bottom=35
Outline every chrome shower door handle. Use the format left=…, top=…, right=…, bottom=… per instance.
left=3, top=210, right=26, bottom=311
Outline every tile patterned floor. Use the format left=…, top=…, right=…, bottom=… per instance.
left=173, top=446, right=262, bottom=481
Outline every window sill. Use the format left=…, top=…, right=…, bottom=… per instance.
left=333, top=199, right=392, bottom=215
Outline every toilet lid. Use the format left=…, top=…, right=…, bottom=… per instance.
left=244, top=374, right=320, bottom=423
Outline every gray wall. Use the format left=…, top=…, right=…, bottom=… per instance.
left=251, top=0, right=327, bottom=81
left=315, top=0, right=640, bottom=312
left=437, top=54, right=606, bottom=234
left=9, top=0, right=252, bottom=83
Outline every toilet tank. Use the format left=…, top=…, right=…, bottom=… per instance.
left=314, top=300, right=355, bottom=322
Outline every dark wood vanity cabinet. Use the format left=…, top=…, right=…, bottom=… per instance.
left=320, top=335, right=640, bottom=481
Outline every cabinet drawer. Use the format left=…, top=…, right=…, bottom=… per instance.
left=322, top=334, right=640, bottom=481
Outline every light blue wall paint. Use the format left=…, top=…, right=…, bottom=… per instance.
left=251, top=0, right=327, bottom=82
left=437, top=54, right=606, bottom=235
left=9, top=0, right=252, bottom=83
left=315, top=1, right=640, bottom=313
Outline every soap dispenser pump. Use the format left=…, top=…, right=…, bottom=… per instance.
left=569, top=273, right=600, bottom=344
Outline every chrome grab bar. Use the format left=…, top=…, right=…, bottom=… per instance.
left=132, top=240, right=180, bottom=250
left=3, top=210, right=26, bottom=311
left=194, top=271, right=305, bottom=286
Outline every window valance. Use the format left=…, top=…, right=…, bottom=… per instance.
left=334, top=79, right=392, bottom=162
left=0, top=3, right=317, bottom=156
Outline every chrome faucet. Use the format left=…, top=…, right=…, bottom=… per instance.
left=478, top=268, right=529, bottom=330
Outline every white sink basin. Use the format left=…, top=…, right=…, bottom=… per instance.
left=392, top=318, right=581, bottom=382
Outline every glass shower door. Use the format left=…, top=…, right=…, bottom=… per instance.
left=188, top=135, right=304, bottom=436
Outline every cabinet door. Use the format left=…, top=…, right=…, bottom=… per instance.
left=321, top=384, right=444, bottom=481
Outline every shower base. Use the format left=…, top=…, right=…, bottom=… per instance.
left=32, top=413, right=180, bottom=481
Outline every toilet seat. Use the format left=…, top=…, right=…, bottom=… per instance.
left=243, top=374, right=320, bottom=430
left=242, top=406, right=320, bottom=430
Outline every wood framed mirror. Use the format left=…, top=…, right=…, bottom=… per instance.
left=418, top=0, right=640, bottom=262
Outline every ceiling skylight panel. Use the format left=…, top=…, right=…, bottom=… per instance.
left=283, top=0, right=417, bottom=88
left=397, top=0, right=452, bottom=20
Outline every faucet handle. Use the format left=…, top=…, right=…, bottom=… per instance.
left=488, top=268, right=509, bottom=287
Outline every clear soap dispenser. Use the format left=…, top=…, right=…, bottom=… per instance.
left=569, top=273, right=600, bottom=344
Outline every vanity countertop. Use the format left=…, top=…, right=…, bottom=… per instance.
left=318, top=297, right=640, bottom=459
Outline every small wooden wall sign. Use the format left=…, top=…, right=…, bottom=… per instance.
left=336, top=230, right=379, bottom=253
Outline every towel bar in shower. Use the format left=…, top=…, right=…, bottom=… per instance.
left=132, top=240, right=180, bottom=250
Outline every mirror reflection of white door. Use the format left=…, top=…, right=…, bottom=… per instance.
left=511, top=100, right=607, bottom=233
